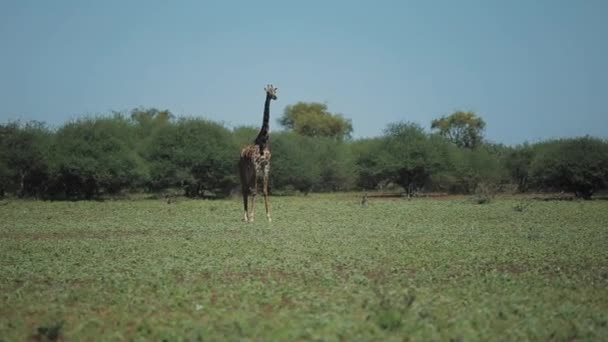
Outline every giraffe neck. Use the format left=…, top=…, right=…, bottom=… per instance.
left=254, top=94, right=272, bottom=148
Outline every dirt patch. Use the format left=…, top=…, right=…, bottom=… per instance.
left=0, top=229, right=196, bottom=241
left=188, top=268, right=379, bottom=285
left=260, top=294, right=296, bottom=315
left=333, top=264, right=351, bottom=281
left=215, top=269, right=303, bottom=283
left=493, top=263, right=529, bottom=275
left=366, top=192, right=468, bottom=201
left=4, top=278, right=99, bottom=290
left=364, top=267, right=417, bottom=282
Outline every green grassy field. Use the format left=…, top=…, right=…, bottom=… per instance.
left=1, top=194, right=607, bottom=341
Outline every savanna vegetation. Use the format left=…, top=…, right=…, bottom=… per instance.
left=2, top=105, right=608, bottom=340
left=1, top=194, right=607, bottom=340
left=1, top=105, right=607, bottom=200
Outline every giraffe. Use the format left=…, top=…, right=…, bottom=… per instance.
left=239, top=84, right=278, bottom=222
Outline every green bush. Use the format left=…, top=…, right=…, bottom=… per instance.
left=504, top=143, right=535, bottom=192
left=352, top=123, right=506, bottom=195
left=353, top=138, right=393, bottom=190
left=145, top=118, right=238, bottom=197
left=1, top=110, right=606, bottom=199
left=270, top=133, right=321, bottom=194
left=48, top=116, right=148, bottom=199
left=529, top=137, right=608, bottom=199
left=446, top=145, right=505, bottom=194
left=382, top=122, right=446, bottom=196
left=0, top=121, right=52, bottom=198
left=315, top=138, right=356, bottom=191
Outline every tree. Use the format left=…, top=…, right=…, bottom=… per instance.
left=270, top=132, right=321, bottom=194
left=445, top=144, right=504, bottom=194
left=353, top=137, right=393, bottom=190
left=145, top=118, right=238, bottom=197
left=529, top=137, right=608, bottom=199
left=130, top=107, right=174, bottom=138
left=269, top=132, right=357, bottom=193
left=382, top=122, right=444, bottom=196
left=232, top=126, right=259, bottom=148
left=48, top=116, right=148, bottom=199
left=0, top=121, right=51, bottom=197
left=315, top=137, right=356, bottom=191
left=278, top=102, right=353, bottom=140
left=504, top=143, right=535, bottom=192
left=431, top=111, right=486, bottom=149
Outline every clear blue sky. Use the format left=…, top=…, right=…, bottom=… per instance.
left=1, top=0, right=606, bottom=145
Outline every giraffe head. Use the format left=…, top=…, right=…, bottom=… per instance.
left=265, top=84, right=278, bottom=100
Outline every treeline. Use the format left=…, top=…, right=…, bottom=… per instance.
left=1, top=107, right=607, bottom=199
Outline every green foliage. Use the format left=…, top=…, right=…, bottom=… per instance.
left=354, top=123, right=503, bottom=195
left=279, top=102, right=353, bottom=140
left=35, top=321, right=64, bottom=341
left=382, top=122, right=445, bottom=195
left=0, top=121, right=51, bottom=197
left=271, top=133, right=355, bottom=193
left=232, top=126, right=259, bottom=148
left=431, top=111, right=486, bottom=149
left=270, top=132, right=321, bottom=193
left=130, top=107, right=173, bottom=134
left=504, top=143, right=535, bottom=192
left=316, top=138, right=356, bottom=191
left=353, top=137, right=391, bottom=190
left=368, top=288, right=416, bottom=331
left=0, top=108, right=606, bottom=199
left=48, top=115, right=148, bottom=199
left=1, top=196, right=607, bottom=340
left=130, top=107, right=174, bottom=158
left=513, top=199, right=532, bottom=212
left=471, top=182, right=497, bottom=204
left=529, top=137, right=608, bottom=199
left=146, top=118, right=238, bottom=197
left=446, top=145, right=505, bottom=194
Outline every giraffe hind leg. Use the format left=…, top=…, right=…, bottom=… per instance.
left=239, top=158, right=253, bottom=222
left=249, top=177, right=258, bottom=222
left=241, top=189, right=249, bottom=222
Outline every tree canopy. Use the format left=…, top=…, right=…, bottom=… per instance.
left=431, top=111, right=486, bottom=149
left=278, top=102, right=353, bottom=140
left=382, top=122, right=445, bottom=195
left=1, top=107, right=607, bottom=200
left=529, top=137, right=608, bottom=199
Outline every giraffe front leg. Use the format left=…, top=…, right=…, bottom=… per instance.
left=263, top=174, right=271, bottom=222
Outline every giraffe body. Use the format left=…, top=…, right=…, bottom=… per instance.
left=239, top=85, right=277, bottom=222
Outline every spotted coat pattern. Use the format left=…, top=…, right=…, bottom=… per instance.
left=240, top=144, right=272, bottom=184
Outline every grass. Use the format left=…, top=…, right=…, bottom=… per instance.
left=1, top=194, right=607, bottom=340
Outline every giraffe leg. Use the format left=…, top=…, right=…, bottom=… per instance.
left=249, top=178, right=258, bottom=222
left=239, top=158, right=251, bottom=223
left=242, top=191, right=249, bottom=222
left=263, top=174, right=271, bottom=222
